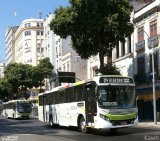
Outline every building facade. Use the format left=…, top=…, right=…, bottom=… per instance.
left=14, top=19, right=45, bottom=66
left=133, top=0, right=160, bottom=121
left=112, top=0, right=160, bottom=121
left=0, top=61, right=4, bottom=78
left=5, top=26, right=18, bottom=66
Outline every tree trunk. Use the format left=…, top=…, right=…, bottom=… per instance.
left=107, top=49, right=112, bottom=65
left=99, top=52, right=104, bottom=74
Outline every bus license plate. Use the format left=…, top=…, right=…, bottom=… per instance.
left=121, top=121, right=127, bottom=125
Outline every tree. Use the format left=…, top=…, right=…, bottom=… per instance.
left=33, top=58, right=54, bottom=92
left=50, top=0, right=134, bottom=74
left=2, top=58, right=54, bottom=99
left=4, top=63, right=34, bottom=98
left=0, top=78, right=13, bottom=101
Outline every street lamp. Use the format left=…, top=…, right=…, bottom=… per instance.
left=151, top=40, right=157, bottom=125
left=143, top=30, right=157, bottom=125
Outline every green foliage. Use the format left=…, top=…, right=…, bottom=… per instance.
left=50, top=0, right=133, bottom=73
left=33, top=58, right=54, bottom=91
left=96, top=64, right=121, bottom=75
left=3, top=58, right=54, bottom=99
left=38, top=58, right=54, bottom=78
left=4, top=63, right=33, bottom=92
left=0, top=78, right=13, bottom=101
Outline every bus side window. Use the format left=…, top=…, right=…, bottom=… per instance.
left=75, top=85, right=84, bottom=101
left=59, top=90, right=66, bottom=103
left=66, top=87, right=74, bottom=103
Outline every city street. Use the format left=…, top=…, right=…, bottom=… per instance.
left=0, top=116, right=160, bottom=141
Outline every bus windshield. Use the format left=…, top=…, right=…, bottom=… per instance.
left=97, top=85, right=135, bottom=109
left=17, top=102, right=32, bottom=113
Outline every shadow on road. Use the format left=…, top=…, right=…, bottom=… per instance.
left=0, top=116, right=159, bottom=138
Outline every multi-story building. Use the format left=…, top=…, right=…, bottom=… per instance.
left=14, top=19, right=45, bottom=66
left=0, top=61, right=4, bottom=78
left=5, top=26, right=18, bottom=66
left=44, top=13, right=88, bottom=89
left=132, top=0, right=160, bottom=120
left=112, top=0, right=160, bottom=121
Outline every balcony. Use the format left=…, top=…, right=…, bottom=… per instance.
left=148, top=35, right=159, bottom=48
left=135, top=40, right=145, bottom=53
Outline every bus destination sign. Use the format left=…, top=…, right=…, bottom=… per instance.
left=99, top=77, right=134, bottom=84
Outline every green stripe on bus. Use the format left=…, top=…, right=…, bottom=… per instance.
left=105, top=112, right=136, bottom=121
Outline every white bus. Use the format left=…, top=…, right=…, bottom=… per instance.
left=38, top=75, right=138, bottom=133
left=2, top=100, right=32, bottom=119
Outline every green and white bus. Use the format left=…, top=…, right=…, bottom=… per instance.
left=2, top=100, right=32, bottom=119
left=38, top=75, right=138, bottom=133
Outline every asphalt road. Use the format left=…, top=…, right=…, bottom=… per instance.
left=0, top=116, right=160, bottom=141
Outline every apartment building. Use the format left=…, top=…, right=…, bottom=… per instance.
left=14, top=19, right=45, bottom=66
left=5, top=26, right=18, bottom=66
left=0, top=61, right=4, bottom=78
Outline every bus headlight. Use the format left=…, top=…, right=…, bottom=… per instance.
left=100, top=114, right=110, bottom=122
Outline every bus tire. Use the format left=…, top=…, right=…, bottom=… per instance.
left=49, top=115, right=54, bottom=127
left=79, top=117, right=88, bottom=134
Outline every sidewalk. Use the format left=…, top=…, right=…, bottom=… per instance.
left=137, top=121, right=160, bottom=129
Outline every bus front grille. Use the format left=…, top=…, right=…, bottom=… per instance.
left=110, top=118, right=135, bottom=126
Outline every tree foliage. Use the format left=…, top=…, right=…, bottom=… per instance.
left=50, top=0, right=134, bottom=74
left=0, top=78, right=13, bottom=101
left=96, top=64, right=121, bottom=75
left=33, top=58, right=54, bottom=92
left=2, top=58, right=54, bottom=99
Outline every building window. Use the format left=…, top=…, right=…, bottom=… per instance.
left=137, top=56, right=145, bottom=75
left=138, top=26, right=144, bottom=42
left=37, top=31, right=44, bottom=36
left=25, top=31, right=31, bottom=36
left=25, top=23, right=31, bottom=27
left=121, top=42, right=125, bottom=56
left=150, top=20, right=157, bottom=37
left=37, top=22, right=43, bottom=27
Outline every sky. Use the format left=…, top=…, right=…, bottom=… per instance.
left=0, top=0, right=69, bottom=62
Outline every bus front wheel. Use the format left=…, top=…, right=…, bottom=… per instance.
left=79, top=117, right=88, bottom=134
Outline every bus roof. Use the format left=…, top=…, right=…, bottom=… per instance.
left=38, top=75, right=134, bottom=96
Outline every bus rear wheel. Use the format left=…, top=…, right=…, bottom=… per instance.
left=79, top=117, right=88, bottom=134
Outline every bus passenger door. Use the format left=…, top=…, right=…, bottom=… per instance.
left=85, top=82, right=97, bottom=126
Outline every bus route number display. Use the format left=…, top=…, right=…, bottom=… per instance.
left=99, top=77, right=134, bottom=84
